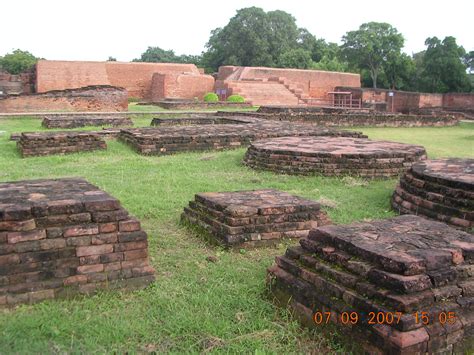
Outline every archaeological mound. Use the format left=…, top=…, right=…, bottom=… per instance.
left=392, top=158, right=473, bottom=231
left=42, top=115, right=133, bottom=129
left=181, top=189, right=331, bottom=247
left=268, top=215, right=474, bottom=353
left=0, top=178, right=155, bottom=306
left=244, top=136, right=427, bottom=178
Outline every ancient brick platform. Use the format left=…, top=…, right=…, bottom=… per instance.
left=268, top=215, right=474, bottom=353
left=244, top=136, right=427, bottom=178
left=150, top=115, right=253, bottom=126
left=119, top=121, right=366, bottom=156
left=180, top=189, right=331, bottom=247
left=0, top=178, right=155, bottom=306
left=392, top=159, right=473, bottom=231
left=17, top=131, right=107, bottom=157
left=42, top=115, right=133, bottom=129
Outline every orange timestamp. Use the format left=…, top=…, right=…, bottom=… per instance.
left=313, top=311, right=457, bottom=326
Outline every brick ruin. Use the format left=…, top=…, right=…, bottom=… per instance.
left=244, top=136, right=427, bottom=178
left=119, top=117, right=366, bottom=156
left=0, top=86, right=128, bottom=113
left=150, top=115, right=253, bottom=126
left=244, top=105, right=461, bottom=127
left=0, top=178, right=155, bottom=306
left=0, top=69, right=35, bottom=95
left=145, top=99, right=251, bottom=110
left=268, top=215, right=474, bottom=353
left=181, top=189, right=331, bottom=247
left=42, top=115, right=133, bottom=129
left=18, top=131, right=107, bottom=157
left=392, top=159, right=473, bottom=231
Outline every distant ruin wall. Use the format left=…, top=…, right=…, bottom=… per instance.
left=0, top=70, right=35, bottom=95
left=0, top=86, right=128, bottom=113
left=149, top=73, right=214, bottom=101
left=35, top=60, right=206, bottom=99
left=218, top=66, right=360, bottom=100
left=443, top=93, right=474, bottom=110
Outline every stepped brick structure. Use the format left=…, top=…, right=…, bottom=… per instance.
left=35, top=60, right=214, bottom=100
left=392, top=159, right=473, bottom=231
left=0, top=178, right=155, bottom=306
left=268, top=215, right=474, bottom=353
left=181, top=189, right=331, bottom=247
left=244, top=137, right=427, bottom=178
left=151, top=115, right=253, bottom=126
left=0, top=86, right=128, bottom=113
left=215, top=66, right=360, bottom=106
left=119, top=118, right=366, bottom=156
left=42, top=115, right=133, bottom=129
left=18, top=131, right=107, bottom=157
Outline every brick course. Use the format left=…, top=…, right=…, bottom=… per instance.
left=0, top=178, right=155, bottom=306
left=42, top=115, right=133, bottom=129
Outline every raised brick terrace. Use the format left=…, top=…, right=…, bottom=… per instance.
left=268, top=215, right=474, bottom=353
left=0, top=178, right=155, bottom=306
left=42, top=115, right=133, bottom=129
left=392, top=159, right=473, bottom=231
left=181, top=189, right=331, bottom=247
left=244, top=136, right=427, bottom=178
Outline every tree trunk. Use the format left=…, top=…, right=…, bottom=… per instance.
left=371, top=69, right=378, bottom=89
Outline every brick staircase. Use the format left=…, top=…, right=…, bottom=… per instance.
left=224, top=79, right=300, bottom=106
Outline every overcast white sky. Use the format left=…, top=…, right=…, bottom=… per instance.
left=2, top=0, right=473, bottom=62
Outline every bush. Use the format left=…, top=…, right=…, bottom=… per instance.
left=227, top=95, right=245, bottom=103
left=0, top=49, right=38, bottom=75
left=128, top=97, right=140, bottom=103
left=203, top=92, right=219, bottom=102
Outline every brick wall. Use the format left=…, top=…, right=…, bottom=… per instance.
left=0, top=86, right=128, bottom=113
left=217, top=66, right=360, bottom=100
left=419, top=93, right=443, bottom=107
left=443, top=93, right=474, bottom=109
left=149, top=73, right=214, bottom=101
left=36, top=60, right=208, bottom=99
left=0, top=70, right=35, bottom=95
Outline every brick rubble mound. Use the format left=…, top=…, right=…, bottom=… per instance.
left=42, top=115, right=133, bottom=129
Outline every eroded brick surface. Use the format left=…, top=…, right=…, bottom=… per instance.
left=268, top=215, right=474, bottom=353
left=244, top=136, right=427, bottom=178
left=392, top=159, right=473, bottom=231
left=120, top=117, right=366, bottom=156
left=181, top=189, right=331, bottom=247
left=0, top=178, right=155, bottom=306
left=17, top=131, right=107, bottom=157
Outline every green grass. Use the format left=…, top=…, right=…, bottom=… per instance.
left=0, top=118, right=472, bottom=353
left=128, top=103, right=259, bottom=113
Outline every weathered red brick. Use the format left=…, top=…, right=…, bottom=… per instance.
left=63, top=224, right=99, bottom=238
left=77, top=264, right=104, bottom=274
left=76, top=244, right=113, bottom=257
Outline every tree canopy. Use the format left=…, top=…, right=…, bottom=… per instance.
left=0, top=49, right=38, bottom=75
left=341, top=22, right=404, bottom=88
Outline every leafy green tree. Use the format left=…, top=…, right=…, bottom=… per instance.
left=384, top=52, right=416, bottom=90
left=420, top=36, right=471, bottom=92
left=0, top=49, right=38, bottom=74
left=311, top=56, right=349, bottom=72
left=341, top=22, right=404, bottom=88
left=107, top=56, right=117, bottom=61
left=278, top=48, right=312, bottom=69
left=464, top=50, right=473, bottom=74
left=134, top=46, right=179, bottom=63
left=202, top=7, right=304, bottom=71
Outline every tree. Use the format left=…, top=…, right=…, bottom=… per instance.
left=202, top=7, right=302, bottom=71
left=278, top=48, right=312, bottom=69
left=384, top=53, right=416, bottom=90
left=420, top=36, right=471, bottom=92
left=107, top=56, right=117, bottom=61
left=464, top=50, right=473, bottom=74
left=0, top=49, right=38, bottom=74
left=341, top=22, right=404, bottom=88
left=134, top=46, right=179, bottom=63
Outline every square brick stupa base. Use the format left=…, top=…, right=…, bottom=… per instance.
left=268, top=215, right=474, bottom=353
left=0, top=178, right=155, bottom=306
left=181, top=189, right=331, bottom=247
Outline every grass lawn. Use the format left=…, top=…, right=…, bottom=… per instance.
left=128, top=103, right=259, bottom=113
left=0, top=118, right=472, bottom=353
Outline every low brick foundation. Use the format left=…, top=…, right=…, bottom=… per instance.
left=251, top=106, right=460, bottom=127
left=268, top=215, right=474, bottom=353
left=392, top=159, right=473, bottom=231
left=119, top=119, right=366, bottom=156
left=143, top=100, right=252, bottom=110
left=0, top=178, right=155, bottom=306
left=244, top=137, right=427, bottom=178
left=0, top=86, right=128, bottom=113
left=42, top=115, right=133, bottom=129
left=181, top=189, right=331, bottom=247
left=151, top=116, right=253, bottom=126
left=18, top=132, right=107, bottom=157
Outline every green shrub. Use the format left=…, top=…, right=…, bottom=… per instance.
left=203, top=92, right=219, bottom=102
left=128, top=97, right=140, bottom=103
left=227, top=95, right=245, bottom=103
